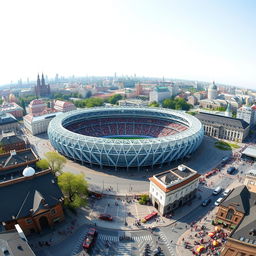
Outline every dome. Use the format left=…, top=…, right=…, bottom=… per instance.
left=209, top=81, right=217, bottom=90
left=22, top=166, right=35, bottom=177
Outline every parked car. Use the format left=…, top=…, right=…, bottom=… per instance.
left=212, top=186, right=222, bottom=195
left=82, top=228, right=97, bottom=250
left=227, top=167, right=236, bottom=174
left=201, top=198, right=212, bottom=207
left=99, top=214, right=113, bottom=221
left=214, top=197, right=224, bottom=206
left=223, top=189, right=232, bottom=197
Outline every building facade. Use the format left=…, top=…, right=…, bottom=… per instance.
left=149, top=165, right=200, bottom=215
left=0, top=102, right=24, bottom=118
left=215, top=186, right=256, bottom=256
left=0, top=113, right=19, bottom=133
left=196, top=112, right=250, bottom=142
left=149, top=86, right=171, bottom=103
left=237, top=106, right=256, bottom=128
left=0, top=149, right=64, bottom=235
left=0, top=131, right=26, bottom=152
left=35, top=74, right=50, bottom=98
left=244, top=169, right=256, bottom=193
left=24, top=112, right=62, bottom=135
left=53, top=100, right=76, bottom=112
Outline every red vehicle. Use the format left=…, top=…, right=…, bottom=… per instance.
left=99, top=214, right=113, bottom=221
left=142, top=211, right=158, bottom=223
left=82, top=228, right=97, bottom=250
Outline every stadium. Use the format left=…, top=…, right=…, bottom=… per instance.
left=48, top=107, right=204, bottom=168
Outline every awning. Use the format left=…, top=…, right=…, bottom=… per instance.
left=242, top=146, right=256, bottom=159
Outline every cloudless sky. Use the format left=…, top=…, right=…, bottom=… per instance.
left=0, top=0, right=255, bottom=88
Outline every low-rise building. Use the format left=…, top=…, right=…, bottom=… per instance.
left=53, top=100, right=76, bottom=112
left=0, top=149, right=64, bottom=235
left=23, top=112, right=62, bottom=135
left=215, top=186, right=256, bottom=256
left=0, top=229, right=35, bottom=256
left=149, top=86, right=171, bottom=103
left=149, top=165, right=200, bottom=215
left=0, top=131, right=26, bottom=152
left=237, top=105, right=256, bottom=128
left=196, top=112, right=250, bottom=142
left=0, top=113, right=19, bottom=133
left=0, top=102, right=24, bottom=118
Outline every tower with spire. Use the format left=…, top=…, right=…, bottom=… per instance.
left=35, top=73, right=51, bottom=98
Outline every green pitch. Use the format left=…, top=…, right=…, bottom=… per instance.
left=110, top=136, right=146, bottom=139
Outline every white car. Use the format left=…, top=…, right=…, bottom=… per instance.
left=215, top=197, right=224, bottom=206
left=223, top=189, right=231, bottom=197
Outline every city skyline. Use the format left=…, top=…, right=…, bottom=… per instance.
left=0, top=0, right=255, bottom=89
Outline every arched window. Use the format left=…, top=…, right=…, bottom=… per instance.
left=226, top=209, right=234, bottom=220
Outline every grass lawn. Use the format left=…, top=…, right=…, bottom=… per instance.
left=110, top=136, right=146, bottom=139
left=215, top=141, right=240, bottom=151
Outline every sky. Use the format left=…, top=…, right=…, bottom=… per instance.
left=0, top=0, right=255, bottom=89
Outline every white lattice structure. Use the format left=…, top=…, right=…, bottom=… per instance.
left=47, top=107, right=204, bottom=168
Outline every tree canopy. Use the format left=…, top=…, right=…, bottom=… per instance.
left=108, top=94, right=123, bottom=104
left=36, top=159, right=50, bottom=170
left=58, top=172, right=88, bottom=208
left=148, top=101, right=160, bottom=107
left=74, top=97, right=104, bottom=108
left=162, top=98, right=191, bottom=111
left=44, top=151, right=67, bottom=176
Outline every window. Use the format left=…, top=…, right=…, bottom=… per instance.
left=226, top=209, right=234, bottom=220
left=51, top=209, right=56, bottom=215
left=235, top=217, right=238, bottom=222
left=26, top=219, right=32, bottom=224
left=220, top=213, right=224, bottom=217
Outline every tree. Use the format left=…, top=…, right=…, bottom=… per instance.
left=149, top=101, right=159, bottom=107
left=36, top=159, right=50, bottom=170
left=0, top=146, right=5, bottom=154
left=108, top=94, right=123, bottom=104
left=44, top=151, right=67, bottom=176
left=58, top=172, right=88, bottom=208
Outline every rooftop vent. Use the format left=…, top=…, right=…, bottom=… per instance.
left=178, top=165, right=186, bottom=172
left=10, top=150, right=16, bottom=156
left=249, top=229, right=256, bottom=236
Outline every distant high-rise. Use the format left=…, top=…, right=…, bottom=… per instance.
left=35, top=73, right=51, bottom=98
left=207, top=81, right=218, bottom=100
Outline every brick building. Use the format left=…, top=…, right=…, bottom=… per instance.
left=0, top=149, right=64, bottom=235
left=0, top=131, right=26, bottom=152
left=214, top=186, right=256, bottom=256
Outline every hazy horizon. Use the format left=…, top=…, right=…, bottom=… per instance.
left=0, top=0, right=255, bottom=90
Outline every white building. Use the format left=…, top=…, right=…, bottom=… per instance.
left=23, top=112, right=62, bottom=135
left=118, top=99, right=149, bottom=107
left=149, top=165, right=200, bottom=215
left=149, top=86, right=171, bottom=103
left=237, top=105, right=256, bottom=128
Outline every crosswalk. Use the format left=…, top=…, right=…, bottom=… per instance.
left=159, top=232, right=175, bottom=256
left=71, top=232, right=175, bottom=256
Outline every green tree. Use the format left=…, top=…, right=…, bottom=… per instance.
left=149, top=101, right=159, bottom=107
left=58, top=172, right=88, bottom=208
left=108, top=94, right=123, bottom=104
left=36, top=159, right=50, bottom=170
left=0, top=145, right=5, bottom=154
left=44, top=151, right=67, bottom=176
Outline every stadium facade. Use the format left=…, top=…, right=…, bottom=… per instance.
left=48, top=107, right=204, bottom=168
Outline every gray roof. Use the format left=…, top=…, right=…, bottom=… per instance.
left=0, top=149, right=37, bottom=170
left=0, top=230, right=35, bottom=256
left=242, top=146, right=256, bottom=158
left=0, top=113, right=18, bottom=125
left=0, top=135, right=25, bottom=146
left=196, top=112, right=249, bottom=129
left=0, top=172, right=63, bottom=222
left=220, top=185, right=251, bottom=214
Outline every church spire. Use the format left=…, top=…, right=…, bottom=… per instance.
left=41, top=73, right=45, bottom=87
left=37, top=74, right=40, bottom=86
